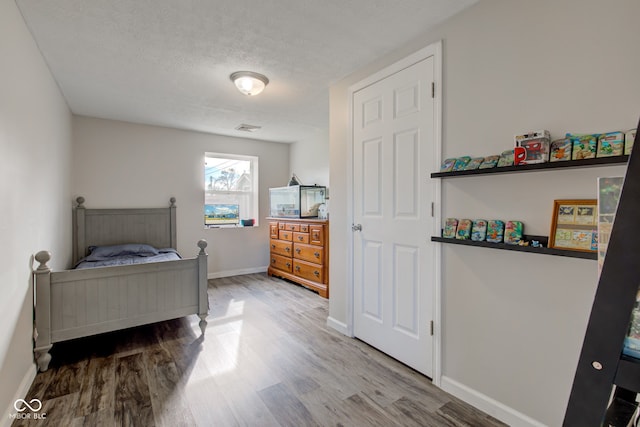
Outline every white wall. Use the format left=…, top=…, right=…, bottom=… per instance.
left=289, top=128, right=330, bottom=187
left=329, top=0, right=640, bottom=425
left=0, top=0, right=72, bottom=423
left=72, top=116, right=290, bottom=277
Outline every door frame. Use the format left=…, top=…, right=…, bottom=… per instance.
left=345, top=41, right=443, bottom=386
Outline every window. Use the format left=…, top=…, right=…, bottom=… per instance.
left=204, top=153, right=259, bottom=228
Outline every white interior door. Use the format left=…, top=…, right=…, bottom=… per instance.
left=352, top=55, right=436, bottom=377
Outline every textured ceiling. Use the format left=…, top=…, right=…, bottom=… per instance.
left=16, top=0, right=477, bottom=143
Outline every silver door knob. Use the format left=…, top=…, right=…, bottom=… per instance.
left=352, top=224, right=362, bottom=232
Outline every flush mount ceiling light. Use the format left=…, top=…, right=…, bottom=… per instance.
left=230, top=71, right=269, bottom=96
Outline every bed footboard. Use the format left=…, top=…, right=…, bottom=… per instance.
left=33, top=240, right=208, bottom=372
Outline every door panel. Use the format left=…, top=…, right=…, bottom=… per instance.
left=353, top=56, right=435, bottom=377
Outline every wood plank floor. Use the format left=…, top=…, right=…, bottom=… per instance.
left=14, top=274, right=506, bottom=427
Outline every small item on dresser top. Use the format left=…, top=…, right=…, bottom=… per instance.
left=463, top=157, right=485, bottom=171
left=596, top=131, right=625, bottom=157
left=549, top=138, right=572, bottom=162
left=568, top=133, right=598, bottom=160
left=318, top=203, right=328, bottom=220
left=497, top=149, right=514, bottom=167
left=442, top=218, right=458, bottom=238
left=486, top=220, right=505, bottom=243
left=504, top=220, right=524, bottom=245
left=452, top=156, right=472, bottom=171
left=471, top=219, right=488, bottom=241
left=440, top=158, right=457, bottom=172
left=514, top=130, right=551, bottom=165
left=455, top=219, right=472, bottom=240
left=478, top=155, right=500, bottom=169
left=625, top=129, right=636, bottom=155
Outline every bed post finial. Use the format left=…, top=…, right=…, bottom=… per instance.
left=169, top=197, right=176, bottom=207
left=35, top=251, right=51, bottom=271
left=198, top=239, right=208, bottom=255
left=76, top=196, right=85, bottom=208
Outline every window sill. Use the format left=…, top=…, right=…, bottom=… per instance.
left=205, top=223, right=259, bottom=229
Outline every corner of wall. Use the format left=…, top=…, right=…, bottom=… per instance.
left=440, top=376, right=547, bottom=427
left=1, top=365, right=37, bottom=427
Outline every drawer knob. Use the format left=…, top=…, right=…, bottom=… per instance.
left=271, top=258, right=276, bottom=264
left=298, top=236, right=304, bottom=241
left=271, top=244, right=275, bottom=249
left=295, top=266, right=301, bottom=272
left=314, top=271, right=320, bottom=277
left=286, top=262, right=291, bottom=268
left=295, top=248, right=301, bottom=254
left=314, top=252, right=320, bottom=258
left=285, top=247, right=290, bottom=252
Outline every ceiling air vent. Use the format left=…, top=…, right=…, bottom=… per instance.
left=235, top=123, right=262, bottom=132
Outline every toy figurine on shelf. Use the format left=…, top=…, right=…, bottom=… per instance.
left=463, top=157, right=485, bottom=171
left=479, top=155, right=500, bottom=169
left=440, top=158, right=456, bottom=172
left=471, top=219, right=487, bottom=241
left=443, top=218, right=458, bottom=238
left=497, top=150, right=514, bottom=167
left=452, top=156, right=472, bottom=171
left=456, top=219, right=472, bottom=240
left=504, top=220, right=524, bottom=245
left=486, top=220, right=505, bottom=243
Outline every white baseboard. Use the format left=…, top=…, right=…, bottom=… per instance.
left=326, top=316, right=351, bottom=336
left=440, top=376, right=547, bottom=427
left=208, top=266, right=267, bottom=279
left=2, top=365, right=37, bottom=427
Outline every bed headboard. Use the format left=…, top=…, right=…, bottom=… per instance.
left=72, top=196, right=177, bottom=263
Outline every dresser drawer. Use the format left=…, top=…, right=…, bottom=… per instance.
left=309, top=225, right=325, bottom=246
left=293, top=232, right=309, bottom=244
left=283, top=223, right=300, bottom=232
left=294, top=243, right=323, bottom=264
left=269, top=222, right=279, bottom=239
left=270, top=253, right=293, bottom=273
left=270, top=239, right=292, bottom=257
left=300, top=224, right=309, bottom=232
left=293, top=259, right=324, bottom=283
left=278, top=230, right=293, bottom=241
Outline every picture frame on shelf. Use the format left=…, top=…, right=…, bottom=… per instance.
left=549, top=199, right=598, bottom=252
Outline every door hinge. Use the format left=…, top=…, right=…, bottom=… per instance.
left=431, top=202, right=434, bottom=217
left=431, top=82, right=435, bottom=98
left=430, top=320, right=434, bottom=336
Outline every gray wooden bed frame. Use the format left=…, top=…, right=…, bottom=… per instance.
left=33, top=197, right=208, bottom=372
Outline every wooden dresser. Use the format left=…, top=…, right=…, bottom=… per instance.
left=267, top=217, right=329, bottom=298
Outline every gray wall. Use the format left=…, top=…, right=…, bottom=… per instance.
left=72, top=116, right=290, bottom=277
left=329, top=0, right=640, bottom=425
left=0, top=0, right=72, bottom=422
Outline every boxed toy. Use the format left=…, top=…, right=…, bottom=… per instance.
left=569, top=134, right=598, bottom=160
left=625, top=129, right=636, bottom=155
left=596, top=131, right=624, bottom=157
left=549, top=138, right=572, bottom=162
left=514, top=130, right=551, bottom=165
